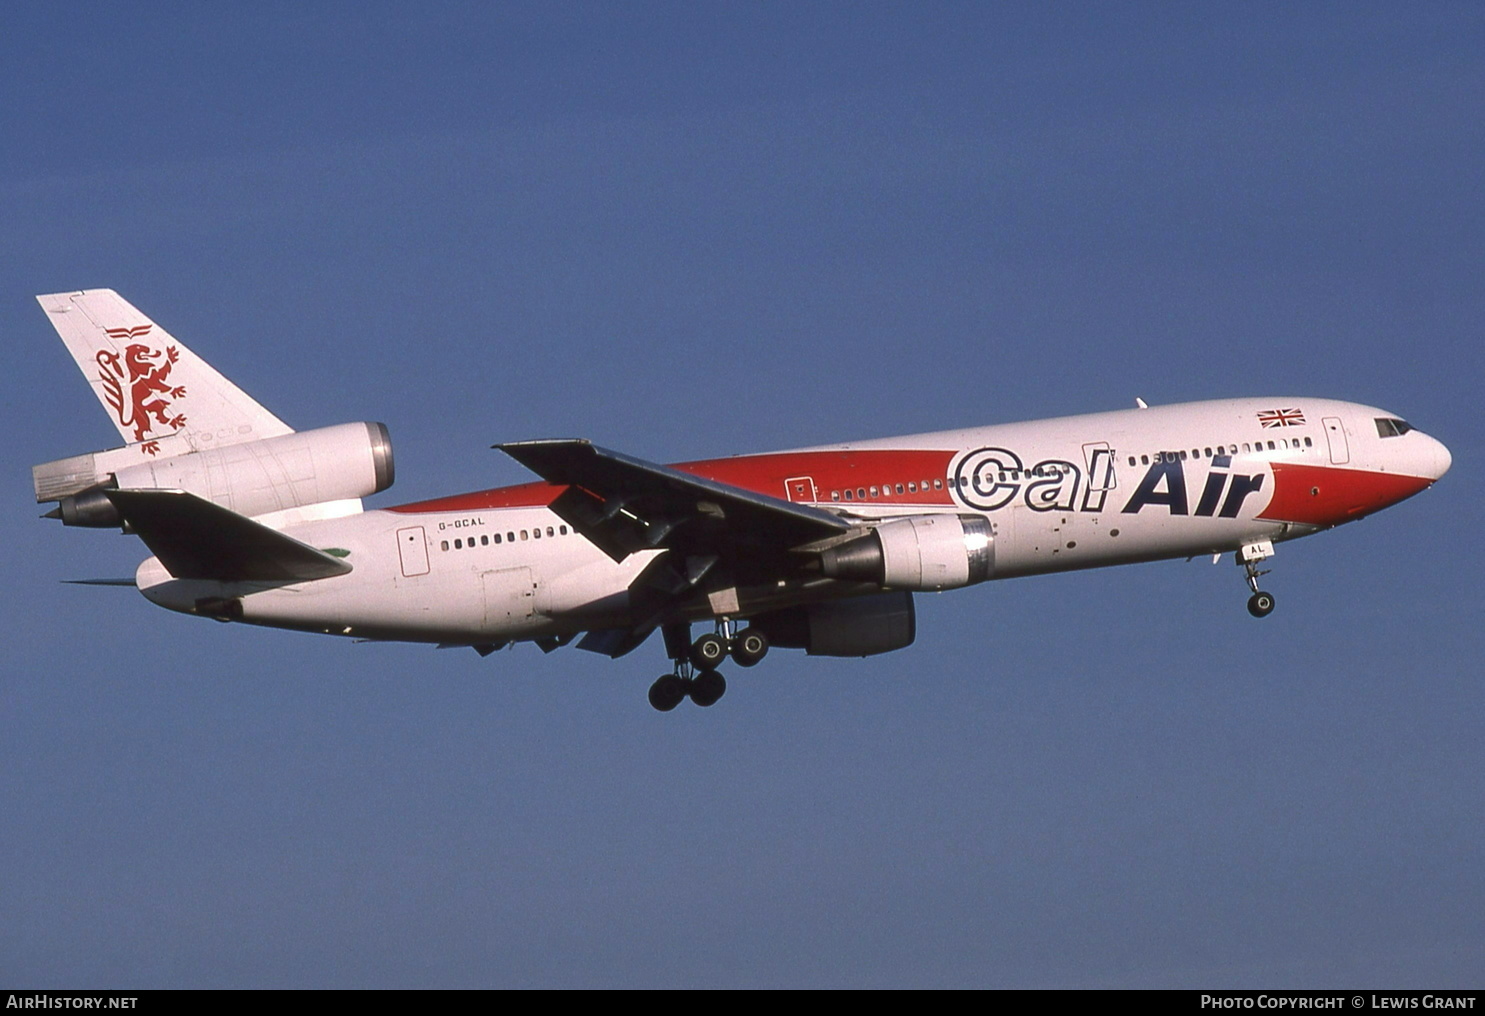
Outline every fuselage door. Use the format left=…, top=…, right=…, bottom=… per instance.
left=396, top=526, right=430, bottom=577
left=1080, top=442, right=1115, bottom=513
left=785, top=475, right=818, bottom=503
left=1322, top=416, right=1350, bottom=465
left=483, top=567, right=536, bottom=626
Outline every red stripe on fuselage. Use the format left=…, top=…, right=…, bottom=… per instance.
left=387, top=479, right=563, bottom=513
left=385, top=448, right=958, bottom=514
left=1259, top=462, right=1433, bottom=526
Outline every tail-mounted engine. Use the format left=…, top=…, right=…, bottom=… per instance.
left=36, top=422, right=395, bottom=527
left=819, top=514, right=993, bottom=591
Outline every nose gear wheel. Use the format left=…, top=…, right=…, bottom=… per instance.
left=1240, top=554, right=1275, bottom=619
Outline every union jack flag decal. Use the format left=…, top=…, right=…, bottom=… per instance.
left=1257, top=407, right=1306, bottom=428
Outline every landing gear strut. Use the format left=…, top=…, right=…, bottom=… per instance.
left=646, top=619, right=770, bottom=711
left=1238, top=542, right=1276, bottom=618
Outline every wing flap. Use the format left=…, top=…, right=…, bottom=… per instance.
left=105, top=489, right=353, bottom=582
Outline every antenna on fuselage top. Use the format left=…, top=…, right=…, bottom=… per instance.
left=1135, top=397, right=1149, bottom=409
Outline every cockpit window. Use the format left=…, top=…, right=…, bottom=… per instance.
left=1375, top=418, right=1413, bottom=438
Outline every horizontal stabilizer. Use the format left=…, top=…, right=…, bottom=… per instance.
left=105, top=489, right=353, bottom=582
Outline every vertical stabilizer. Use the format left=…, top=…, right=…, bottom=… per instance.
left=37, top=289, right=293, bottom=460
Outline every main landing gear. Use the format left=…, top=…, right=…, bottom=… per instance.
left=648, top=620, right=769, bottom=712
left=1238, top=542, right=1276, bottom=618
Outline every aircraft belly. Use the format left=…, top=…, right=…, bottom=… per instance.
left=991, top=508, right=1286, bottom=578
left=232, top=572, right=552, bottom=642
left=227, top=541, right=632, bottom=642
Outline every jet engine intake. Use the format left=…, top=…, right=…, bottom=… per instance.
left=819, top=514, right=993, bottom=591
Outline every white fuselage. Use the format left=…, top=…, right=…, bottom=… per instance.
left=133, top=397, right=1451, bottom=644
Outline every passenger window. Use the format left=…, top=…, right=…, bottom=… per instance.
left=520, top=530, right=528, bottom=541
left=844, top=490, right=853, bottom=501
left=547, top=527, right=554, bottom=537
left=857, top=488, right=866, bottom=499
left=1141, top=455, right=1149, bottom=465
left=1267, top=441, right=1276, bottom=450
left=495, top=533, right=502, bottom=544
left=507, top=532, right=515, bottom=542
left=933, top=479, right=942, bottom=489
left=832, top=490, right=841, bottom=501
left=899, top=483, right=907, bottom=494
left=454, top=538, right=462, bottom=549
left=1204, top=447, right=1212, bottom=457
left=560, top=526, right=568, bottom=535
left=533, top=528, right=541, bottom=539
left=441, top=540, right=449, bottom=551
left=481, top=535, right=489, bottom=546
left=1304, top=437, right=1312, bottom=447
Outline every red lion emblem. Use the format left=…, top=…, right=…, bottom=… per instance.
left=97, top=325, right=188, bottom=456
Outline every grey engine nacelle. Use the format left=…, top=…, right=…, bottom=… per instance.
left=754, top=591, right=916, bottom=657
left=46, top=422, right=395, bottom=527
left=819, top=514, right=993, bottom=591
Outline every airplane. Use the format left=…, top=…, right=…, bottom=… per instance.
left=33, top=290, right=1452, bottom=711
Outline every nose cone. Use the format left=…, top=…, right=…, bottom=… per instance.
left=1418, top=432, right=1452, bottom=481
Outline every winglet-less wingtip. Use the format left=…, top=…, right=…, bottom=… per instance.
left=492, top=438, right=591, bottom=451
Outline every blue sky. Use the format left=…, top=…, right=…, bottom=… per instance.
left=3, top=2, right=1482, bottom=987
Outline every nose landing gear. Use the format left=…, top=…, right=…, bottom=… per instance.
left=1238, top=541, right=1276, bottom=618
left=647, top=620, right=770, bottom=711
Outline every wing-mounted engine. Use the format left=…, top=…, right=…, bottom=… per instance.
left=36, top=421, right=395, bottom=528
left=818, top=514, right=993, bottom=591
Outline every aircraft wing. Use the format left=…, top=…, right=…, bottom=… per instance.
left=497, top=439, right=850, bottom=563
left=105, top=489, right=354, bottom=582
